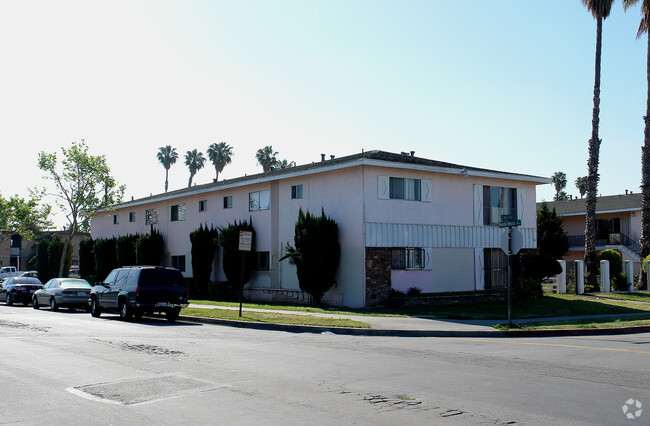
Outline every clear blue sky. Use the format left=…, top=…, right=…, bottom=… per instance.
left=1, top=0, right=648, bottom=227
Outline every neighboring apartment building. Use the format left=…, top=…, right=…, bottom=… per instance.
left=91, top=150, right=548, bottom=308
left=539, top=192, right=642, bottom=266
left=0, top=230, right=89, bottom=271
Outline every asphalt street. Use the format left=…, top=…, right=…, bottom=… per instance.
left=1, top=305, right=649, bottom=425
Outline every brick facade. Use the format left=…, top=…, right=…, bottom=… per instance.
left=365, top=247, right=392, bottom=307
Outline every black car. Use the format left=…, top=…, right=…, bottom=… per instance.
left=0, top=277, right=43, bottom=306
left=90, top=266, right=188, bottom=322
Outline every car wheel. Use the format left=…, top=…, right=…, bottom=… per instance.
left=50, top=298, right=58, bottom=312
left=6, top=293, right=13, bottom=306
left=119, top=300, right=132, bottom=320
left=90, top=298, right=102, bottom=318
left=33, top=296, right=39, bottom=309
left=166, top=309, right=180, bottom=323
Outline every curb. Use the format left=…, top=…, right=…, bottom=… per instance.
left=179, top=315, right=650, bottom=338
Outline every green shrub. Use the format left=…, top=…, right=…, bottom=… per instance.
left=116, top=234, right=139, bottom=267
left=94, top=237, right=117, bottom=280
left=406, top=287, right=422, bottom=296
left=217, top=219, right=256, bottom=294
left=598, top=249, right=626, bottom=291
left=190, top=224, right=219, bottom=298
left=78, top=238, right=96, bottom=279
left=135, top=226, right=164, bottom=266
left=280, top=208, right=340, bottom=306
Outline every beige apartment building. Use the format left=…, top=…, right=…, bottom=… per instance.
left=0, top=230, right=89, bottom=271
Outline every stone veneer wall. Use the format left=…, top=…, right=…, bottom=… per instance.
left=365, top=247, right=392, bottom=307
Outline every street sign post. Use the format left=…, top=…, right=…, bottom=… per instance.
left=498, top=215, right=521, bottom=327
left=237, top=231, right=253, bottom=316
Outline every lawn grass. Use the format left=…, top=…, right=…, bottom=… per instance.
left=181, top=307, right=371, bottom=328
left=586, top=292, right=650, bottom=303
left=521, top=314, right=650, bottom=330
left=191, top=294, right=650, bottom=321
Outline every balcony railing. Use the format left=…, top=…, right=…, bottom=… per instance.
left=567, top=232, right=641, bottom=253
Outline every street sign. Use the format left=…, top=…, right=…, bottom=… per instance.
left=500, top=228, right=523, bottom=255
left=499, top=219, right=521, bottom=228
left=238, top=231, right=253, bottom=251
left=500, top=214, right=517, bottom=221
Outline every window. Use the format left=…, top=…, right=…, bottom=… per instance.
left=483, top=186, right=517, bottom=226
left=171, top=255, right=186, bottom=272
left=113, top=214, right=119, bottom=225
left=291, top=184, right=303, bottom=199
left=223, top=196, right=232, bottom=209
left=253, top=251, right=270, bottom=271
left=171, top=203, right=186, bottom=222
left=129, top=212, right=136, bottom=223
left=249, top=190, right=270, bottom=211
left=391, top=248, right=425, bottom=270
left=389, top=177, right=421, bottom=201
left=145, top=208, right=159, bottom=225
left=199, top=200, right=207, bottom=212
left=484, top=248, right=507, bottom=289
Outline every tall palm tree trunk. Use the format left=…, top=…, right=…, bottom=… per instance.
left=585, top=16, right=603, bottom=290
left=640, top=32, right=650, bottom=288
left=165, top=168, right=169, bottom=193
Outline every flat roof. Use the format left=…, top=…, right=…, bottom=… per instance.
left=118, top=149, right=550, bottom=208
left=538, top=193, right=642, bottom=216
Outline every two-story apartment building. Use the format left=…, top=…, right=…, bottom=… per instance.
left=540, top=193, right=642, bottom=266
left=91, top=150, right=548, bottom=308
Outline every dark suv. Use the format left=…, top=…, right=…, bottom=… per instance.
left=90, top=266, right=188, bottom=322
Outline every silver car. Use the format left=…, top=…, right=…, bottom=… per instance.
left=33, top=278, right=92, bottom=311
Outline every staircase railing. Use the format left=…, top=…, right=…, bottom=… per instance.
left=567, top=233, right=640, bottom=254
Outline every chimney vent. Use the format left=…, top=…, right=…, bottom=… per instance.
left=410, top=151, right=415, bottom=157
left=321, top=154, right=326, bottom=162
left=330, top=155, right=335, bottom=160
left=626, top=189, right=629, bottom=195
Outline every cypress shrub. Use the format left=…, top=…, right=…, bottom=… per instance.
left=190, top=224, right=219, bottom=298
left=94, top=237, right=118, bottom=281
left=217, top=220, right=255, bottom=289
left=135, top=226, right=164, bottom=266
left=280, top=208, right=340, bottom=306
left=116, top=234, right=139, bottom=267
left=78, top=238, right=96, bottom=279
left=47, top=236, right=64, bottom=280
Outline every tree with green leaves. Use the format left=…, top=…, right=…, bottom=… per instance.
left=207, top=142, right=233, bottom=183
left=256, top=146, right=279, bottom=173
left=116, top=234, right=139, bottom=267
left=575, top=176, right=588, bottom=198
left=537, top=202, right=569, bottom=260
left=277, top=159, right=296, bottom=169
left=0, top=190, right=52, bottom=239
left=582, top=0, right=614, bottom=288
left=190, top=224, right=219, bottom=297
left=280, top=208, right=340, bottom=306
left=78, top=237, right=96, bottom=280
left=38, top=140, right=125, bottom=278
left=185, top=149, right=206, bottom=187
left=624, top=0, right=650, bottom=288
left=94, top=237, right=118, bottom=281
left=157, top=145, right=179, bottom=193
left=551, top=171, right=567, bottom=200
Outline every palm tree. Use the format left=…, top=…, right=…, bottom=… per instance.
left=582, top=0, right=613, bottom=290
left=551, top=171, right=567, bottom=200
left=256, top=146, right=279, bottom=173
left=624, top=1, right=650, bottom=283
left=157, top=145, right=178, bottom=193
left=575, top=176, right=588, bottom=198
left=278, top=159, right=296, bottom=169
left=184, top=149, right=206, bottom=187
left=207, top=142, right=233, bottom=182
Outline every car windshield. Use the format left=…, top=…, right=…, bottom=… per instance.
left=60, top=280, right=91, bottom=288
left=11, top=278, right=42, bottom=285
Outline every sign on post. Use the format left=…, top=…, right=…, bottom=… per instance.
left=238, top=231, right=253, bottom=252
left=499, top=214, right=521, bottom=228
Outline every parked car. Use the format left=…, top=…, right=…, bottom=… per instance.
left=90, top=266, right=188, bottom=322
left=33, top=278, right=92, bottom=311
left=69, top=268, right=80, bottom=278
left=0, top=266, right=19, bottom=280
left=0, top=277, right=43, bottom=306
left=19, top=271, right=39, bottom=278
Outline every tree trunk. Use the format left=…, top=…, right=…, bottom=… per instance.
left=584, top=16, right=603, bottom=291
left=58, top=225, right=76, bottom=278
left=640, top=32, right=650, bottom=289
left=165, top=168, right=169, bottom=193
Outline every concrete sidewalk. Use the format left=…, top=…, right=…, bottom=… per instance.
left=183, top=303, right=650, bottom=338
